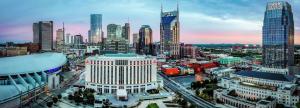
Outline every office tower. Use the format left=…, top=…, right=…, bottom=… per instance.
left=107, top=24, right=122, bottom=40
left=160, top=3, right=180, bottom=58
left=64, top=33, right=71, bottom=45
left=56, top=27, right=64, bottom=51
left=32, top=21, right=53, bottom=51
left=73, top=35, right=83, bottom=45
left=56, top=29, right=64, bottom=45
left=122, top=23, right=130, bottom=42
left=262, top=1, right=294, bottom=68
left=33, top=23, right=39, bottom=44
left=89, top=14, right=103, bottom=44
left=132, top=33, right=139, bottom=49
left=106, top=24, right=128, bottom=53
left=137, top=25, right=153, bottom=55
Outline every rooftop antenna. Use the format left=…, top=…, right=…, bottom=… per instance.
left=63, top=22, right=65, bottom=41
left=161, top=2, right=163, bottom=13
left=177, top=0, right=179, bottom=12
left=127, top=17, right=130, bottom=24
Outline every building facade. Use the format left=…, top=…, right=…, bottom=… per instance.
left=107, top=24, right=122, bottom=40
left=122, top=23, right=130, bottom=43
left=137, top=25, right=153, bottom=55
left=106, top=24, right=129, bottom=53
left=89, top=14, right=103, bottom=44
left=132, top=33, right=139, bottom=49
left=33, top=21, right=53, bottom=51
left=262, top=1, right=294, bottom=68
left=85, top=53, right=160, bottom=94
left=0, top=53, right=66, bottom=108
left=216, top=71, right=299, bottom=107
left=160, top=5, right=180, bottom=58
left=56, top=28, right=64, bottom=51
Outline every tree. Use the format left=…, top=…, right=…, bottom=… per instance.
left=86, top=92, right=95, bottom=105
left=68, top=94, right=74, bottom=100
left=52, top=97, right=58, bottom=104
left=195, top=89, right=200, bottom=95
left=57, top=94, right=62, bottom=100
left=276, top=103, right=285, bottom=108
left=47, top=101, right=53, bottom=108
left=296, top=101, right=300, bottom=108
left=146, top=103, right=159, bottom=108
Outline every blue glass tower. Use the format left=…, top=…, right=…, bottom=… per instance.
left=138, top=25, right=153, bottom=55
left=262, top=1, right=294, bottom=68
left=160, top=4, right=180, bottom=58
left=89, top=14, right=103, bottom=44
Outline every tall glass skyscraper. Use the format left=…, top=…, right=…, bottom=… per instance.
left=160, top=4, right=180, bottom=58
left=33, top=21, right=53, bottom=51
left=107, top=24, right=122, bottom=40
left=122, top=23, right=130, bottom=43
left=89, top=14, right=103, bottom=44
left=138, top=25, right=153, bottom=55
left=262, top=1, right=294, bottom=68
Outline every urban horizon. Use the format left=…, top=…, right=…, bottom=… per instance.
left=0, top=0, right=299, bottom=44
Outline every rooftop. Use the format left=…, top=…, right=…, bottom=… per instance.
left=235, top=71, right=294, bottom=82
left=0, top=53, right=67, bottom=75
left=104, top=53, right=138, bottom=57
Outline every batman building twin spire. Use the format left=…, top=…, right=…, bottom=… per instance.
left=160, top=2, right=180, bottom=58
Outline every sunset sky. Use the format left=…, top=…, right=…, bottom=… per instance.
left=0, top=0, right=299, bottom=44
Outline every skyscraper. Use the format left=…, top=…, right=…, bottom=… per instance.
left=56, top=26, right=64, bottom=51
left=160, top=3, right=180, bottom=58
left=262, top=1, right=294, bottom=68
left=32, top=21, right=53, bottom=51
left=89, top=14, right=103, bottom=44
left=137, top=25, right=153, bottom=55
left=107, top=24, right=122, bottom=40
left=122, top=23, right=130, bottom=43
left=132, top=33, right=139, bottom=49
left=106, top=24, right=128, bottom=53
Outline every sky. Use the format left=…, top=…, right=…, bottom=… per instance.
left=0, top=0, right=299, bottom=44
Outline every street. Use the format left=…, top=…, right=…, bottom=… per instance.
left=159, top=72, right=216, bottom=108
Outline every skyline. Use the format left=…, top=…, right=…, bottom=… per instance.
left=0, top=0, right=299, bottom=44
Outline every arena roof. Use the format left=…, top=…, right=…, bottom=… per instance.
left=235, top=71, right=294, bottom=82
left=0, top=53, right=67, bottom=75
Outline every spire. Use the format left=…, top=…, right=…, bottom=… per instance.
left=127, top=17, right=130, bottom=24
left=63, top=22, right=65, bottom=39
left=177, top=0, right=179, bottom=13
left=161, top=2, right=163, bottom=14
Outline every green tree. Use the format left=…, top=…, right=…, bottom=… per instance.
left=296, top=101, right=300, bottom=108
left=68, top=94, right=74, bottom=100
left=57, top=94, right=62, bottom=100
left=52, top=97, right=58, bottom=104
left=146, top=103, right=159, bottom=108
left=47, top=101, right=53, bottom=108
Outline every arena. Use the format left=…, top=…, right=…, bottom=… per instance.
left=0, top=53, right=67, bottom=107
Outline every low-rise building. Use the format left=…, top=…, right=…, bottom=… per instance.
left=216, top=71, right=299, bottom=107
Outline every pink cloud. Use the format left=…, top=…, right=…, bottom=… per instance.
left=181, top=31, right=261, bottom=44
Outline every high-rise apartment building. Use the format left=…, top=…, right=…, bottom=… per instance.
left=33, top=21, right=53, bottom=51
left=137, top=25, right=153, bottom=55
left=262, top=1, right=294, bottom=68
left=88, top=14, right=103, bottom=44
left=160, top=4, right=180, bottom=58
